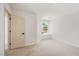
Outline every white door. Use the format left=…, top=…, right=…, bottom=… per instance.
left=11, top=16, right=25, bottom=49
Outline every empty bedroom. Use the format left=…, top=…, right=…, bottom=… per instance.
left=1, top=3, right=79, bottom=56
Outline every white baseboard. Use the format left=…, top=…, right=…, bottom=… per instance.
left=55, top=39, right=79, bottom=48
left=25, top=41, right=37, bottom=46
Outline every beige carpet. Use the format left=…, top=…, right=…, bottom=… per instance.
left=5, top=40, right=79, bottom=56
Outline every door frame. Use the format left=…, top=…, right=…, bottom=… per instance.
left=4, top=8, right=11, bottom=50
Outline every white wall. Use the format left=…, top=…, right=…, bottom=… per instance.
left=0, top=4, right=5, bottom=56
left=52, top=11, right=79, bottom=48
left=11, top=10, right=37, bottom=46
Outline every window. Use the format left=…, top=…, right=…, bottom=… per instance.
left=41, top=20, right=49, bottom=34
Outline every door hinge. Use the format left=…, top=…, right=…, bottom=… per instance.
left=9, top=17, right=11, bottom=20
left=9, top=43, right=11, bottom=45
left=9, top=30, right=11, bottom=32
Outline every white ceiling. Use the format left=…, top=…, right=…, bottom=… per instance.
left=9, top=3, right=79, bottom=14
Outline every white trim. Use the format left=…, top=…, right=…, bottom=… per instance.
left=4, top=4, right=12, bottom=15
